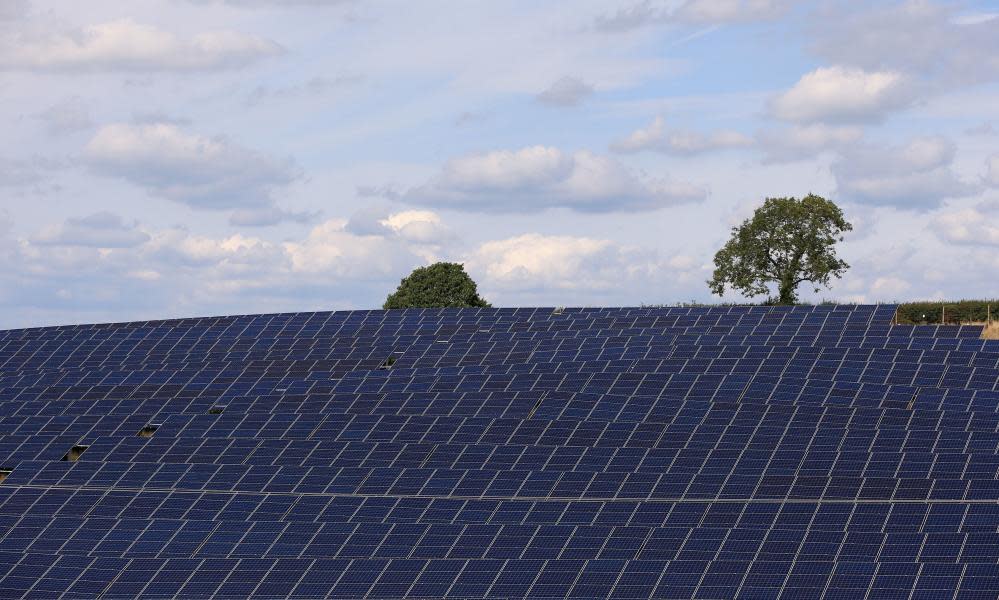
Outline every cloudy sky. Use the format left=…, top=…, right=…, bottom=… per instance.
left=1, top=0, right=998, bottom=328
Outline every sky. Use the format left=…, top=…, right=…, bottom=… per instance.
left=1, top=0, right=998, bottom=329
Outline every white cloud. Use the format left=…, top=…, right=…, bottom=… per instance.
left=756, top=123, right=863, bottom=163
left=9, top=213, right=427, bottom=298
left=611, top=116, right=752, bottom=155
left=932, top=207, right=999, bottom=246
left=345, top=207, right=452, bottom=245
left=986, top=155, right=999, bottom=187
left=771, top=66, right=916, bottom=124
left=0, top=18, right=281, bottom=72
left=144, top=229, right=282, bottom=268
left=468, top=233, right=616, bottom=290
left=378, top=210, right=452, bottom=244
left=403, top=145, right=707, bottom=213
left=832, top=136, right=978, bottom=209
left=379, top=210, right=439, bottom=232
left=344, top=205, right=394, bottom=236
left=283, top=219, right=421, bottom=277
left=84, top=122, right=299, bottom=216
left=870, top=276, right=911, bottom=297
left=30, top=212, right=150, bottom=248
left=536, top=76, right=594, bottom=107
left=438, top=146, right=573, bottom=190
left=0, top=211, right=443, bottom=326
left=464, top=232, right=706, bottom=305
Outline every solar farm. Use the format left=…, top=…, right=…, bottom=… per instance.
left=1, top=304, right=999, bottom=599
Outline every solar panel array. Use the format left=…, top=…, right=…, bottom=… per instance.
left=0, top=304, right=998, bottom=599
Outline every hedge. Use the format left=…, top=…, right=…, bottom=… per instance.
left=895, top=300, right=999, bottom=325
left=644, top=299, right=998, bottom=325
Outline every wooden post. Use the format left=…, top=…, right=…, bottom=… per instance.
left=941, top=304, right=945, bottom=325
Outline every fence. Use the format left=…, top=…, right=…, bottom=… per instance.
left=894, top=301, right=996, bottom=325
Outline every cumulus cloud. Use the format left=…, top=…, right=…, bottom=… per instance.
left=771, top=66, right=917, bottom=124
left=756, top=123, right=863, bottom=163
left=402, top=145, right=707, bottom=213
left=464, top=232, right=705, bottom=306
left=611, top=116, right=752, bottom=155
left=345, top=207, right=452, bottom=244
left=832, top=136, right=978, bottom=209
left=30, top=212, right=150, bottom=248
left=536, top=76, right=594, bottom=107
left=869, top=276, right=912, bottom=297
left=932, top=206, right=999, bottom=247
left=0, top=19, right=281, bottom=72
left=283, top=219, right=421, bottom=277
left=84, top=122, right=300, bottom=218
left=344, top=205, right=394, bottom=236
left=468, top=234, right=618, bottom=290
left=0, top=210, right=448, bottom=325
left=142, top=229, right=281, bottom=270
left=4, top=208, right=719, bottom=326
left=379, top=210, right=452, bottom=244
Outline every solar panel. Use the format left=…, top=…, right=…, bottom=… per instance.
left=1, top=305, right=998, bottom=597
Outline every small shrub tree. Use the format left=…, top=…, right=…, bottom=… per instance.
left=708, top=194, right=852, bottom=305
left=383, top=262, right=491, bottom=309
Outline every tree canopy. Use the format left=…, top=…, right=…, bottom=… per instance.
left=708, top=194, right=852, bottom=305
left=383, top=262, right=491, bottom=309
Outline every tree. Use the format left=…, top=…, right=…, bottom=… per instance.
left=708, top=194, right=852, bottom=305
left=383, top=262, right=491, bottom=309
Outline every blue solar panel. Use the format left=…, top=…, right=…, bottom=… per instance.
left=0, top=304, right=998, bottom=597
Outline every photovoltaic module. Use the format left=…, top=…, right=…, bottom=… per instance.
left=0, top=305, right=998, bottom=598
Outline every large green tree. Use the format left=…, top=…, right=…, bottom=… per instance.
left=383, top=262, right=491, bottom=309
left=708, top=194, right=852, bottom=305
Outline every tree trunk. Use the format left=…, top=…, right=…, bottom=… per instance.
left=778, top=280, right=797, bottom=305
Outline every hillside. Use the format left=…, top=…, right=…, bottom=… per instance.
left=0, top=305, right=997, bottom=598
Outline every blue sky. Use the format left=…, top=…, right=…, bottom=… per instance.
left=1, top=0, right=998, bottom=328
